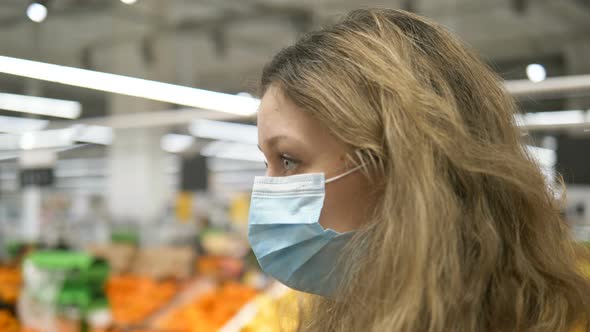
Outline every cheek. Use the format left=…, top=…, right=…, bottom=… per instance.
left=318, top=175, right=372, bottom=233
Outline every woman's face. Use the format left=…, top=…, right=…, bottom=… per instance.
left=257, top=84, right=373, bottom=232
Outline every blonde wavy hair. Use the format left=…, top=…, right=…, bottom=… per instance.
left=260, top=8, right=590, bottom=332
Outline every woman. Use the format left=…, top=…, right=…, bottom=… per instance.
left=248, top=8, right=590, bottom=332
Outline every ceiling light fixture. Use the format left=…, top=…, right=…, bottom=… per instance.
left=0, top=92, right=81, bottom=119
left=526, top=63, right=546, bottom=83
left=0, top=56, right=260, bottom=116
left=0, top=115, right=48, bottom=134
left=515, top=110, right=587, bottom=126
left=26, top=1, right=48, bottom=23
left=19, top=128, right=77, bottom=150
left=160, top=133, right=195, bottom=153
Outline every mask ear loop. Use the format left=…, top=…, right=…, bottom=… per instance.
left=325, top=164, right=364, bottom=184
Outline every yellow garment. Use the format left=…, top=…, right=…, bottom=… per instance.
left=241, top=287, right=588, bottom=332
left=575, top=260, right=590, bottom=332
left=241, top=288, right=302, bottom=332
left=573, top=323, right=586, bottom=332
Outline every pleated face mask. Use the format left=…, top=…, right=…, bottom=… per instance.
left=248, top=166, right=361, bottom=297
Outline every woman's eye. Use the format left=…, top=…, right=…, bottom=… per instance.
left=280, top=155, right=299, bottom=172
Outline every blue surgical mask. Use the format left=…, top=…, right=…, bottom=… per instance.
left=248, top=166, right=361, bottom=296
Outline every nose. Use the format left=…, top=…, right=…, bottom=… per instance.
left=265, top=167, right=275, bottom=177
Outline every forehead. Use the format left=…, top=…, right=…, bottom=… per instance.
left=257, top=85, right=328, bottom=147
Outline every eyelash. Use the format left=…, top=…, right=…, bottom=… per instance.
left=264, top=154, right=300, bottom=173
left=280, top=154, right=299, bottom=172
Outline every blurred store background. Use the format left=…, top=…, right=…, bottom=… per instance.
left=0, top=0, right=588, bottom=331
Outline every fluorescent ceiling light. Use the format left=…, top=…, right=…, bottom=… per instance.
left=190, top=119, right=257, bottom=144
left=515, top=110, right=588, bottom=126
left=20, top=127, right=77, bottom=150
left=121, top=0, right=137, bottom=4
left=0, top=56, right=260, bottom=116
left=0, top=115, right=48, bottom=134
left=74, top=125, right=113, bottom=145
left=0, top=125, right=113, bottom=151
left=161, top=133, right=195, bottom=153
left=201, top=141, right=265, bottom=162
left=526, top=145, right=556, bottom=167
left=505, top=74, right=590, bottom=98
left=0, top=92, right=81, bottom=119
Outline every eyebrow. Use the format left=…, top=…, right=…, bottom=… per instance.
left=267, top=135, right=289, bottom=147
left=259, top=135, right=303, bottom=151
left=258, top=135, right=287, bottom=151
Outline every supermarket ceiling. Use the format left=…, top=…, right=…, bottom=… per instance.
left=0, top=0, right=589, bottom=119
